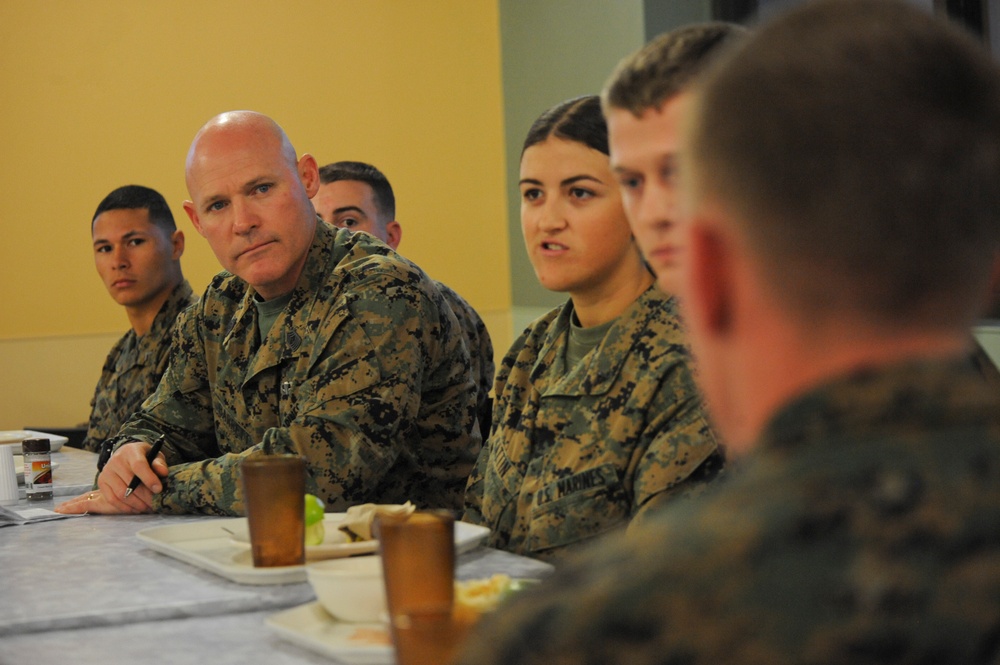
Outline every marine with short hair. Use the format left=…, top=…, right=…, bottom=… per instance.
left=85, top=185, right=196, bottom=455
left=312, top=160, right=495, bottom=440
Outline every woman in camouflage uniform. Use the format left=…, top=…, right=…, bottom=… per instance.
left=463, top=95, right=721, bottom=561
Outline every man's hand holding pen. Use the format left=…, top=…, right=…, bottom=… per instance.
left=55, top=437, right=169, bottom=515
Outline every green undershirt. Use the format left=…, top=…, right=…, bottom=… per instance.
left=254, top=292, right=293, bottom=340
left=565, top=312, right=615, bottom=368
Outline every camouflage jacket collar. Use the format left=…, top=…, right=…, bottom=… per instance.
left=531, top=286, right=677, bottom=397
left=133, top=280, right=196, bottom=366
left=224, top=222, right=355, bottom=384
left=759, top=355, right=1000, bottom=453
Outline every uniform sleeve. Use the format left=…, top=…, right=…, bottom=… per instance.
left=112, top=303, right=222, bottom=484
left=454, top=526, right=651, bottom=665
left=627, top=356, right=722, bottom=526
left=462, top=437, right=491, bottom=526
left=82, top=343, right=121, bottom=453
left=91, top=291, right=197, bottom=457
left=152, top=267, right=475, bottom=515
left=462, top=326, right=524, bottom=525
left=452, top=508, right=707, bottom=665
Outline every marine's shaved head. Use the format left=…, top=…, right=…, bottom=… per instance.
left=185, top=111, right=299, bottom=194
left=181, top=110, right=320, bottom=300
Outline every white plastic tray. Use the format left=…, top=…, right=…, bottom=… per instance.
left=136, top=515, right=489, bottom=585
left=0, top=430, right=68, bottom=452
left=266, top=602, right=393, bottom=664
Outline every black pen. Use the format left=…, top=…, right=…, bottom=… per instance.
left=124, top=435, right=165, bottom=498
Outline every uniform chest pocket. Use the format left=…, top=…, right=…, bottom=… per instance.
left=302, top=313, right=383, bottom=408
left=479, top=442, right=522, bottom=530
left=526, top=463, right=630, bottom=554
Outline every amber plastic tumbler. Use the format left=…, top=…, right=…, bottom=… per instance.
left=391, top=609, right=475, bottom=665
left=240, top=455, right=306, bottom=567
left=377, top=511, right=462, bottom=665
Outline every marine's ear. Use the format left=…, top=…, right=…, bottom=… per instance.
left=183, top=201, right=205, bottom=237
left=298, top=153, right=320, bottom=198
left=170, top=229, right=185, bottom=260
left=384, top=221, right=402, bottom=250
left=685, top=219, right=735, bottom=338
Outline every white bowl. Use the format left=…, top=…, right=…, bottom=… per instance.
left=306, top=555, right=386, bottom=623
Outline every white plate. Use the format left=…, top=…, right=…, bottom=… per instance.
left=0, top=430, right=68, bottom=452
left=266, top=602, right=393, bottom=664
left=136, top=515, right=490, bottom=585
left=12, top=455, right=60, bottom=486
left=228, top=514, right=380, bottom=561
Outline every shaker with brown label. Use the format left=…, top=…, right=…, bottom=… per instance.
left=23, top=438, right=52, bottom=501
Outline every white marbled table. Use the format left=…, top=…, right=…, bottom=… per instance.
left=0, top=449, right=554, bottom=664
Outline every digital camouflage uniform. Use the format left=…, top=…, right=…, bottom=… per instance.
left=111, top=222, right=480, bottom=515
left=435, top=281, right=494, bottom=438
left=456, top=358, right=1000, bottom=665
left=82, top=281, right=196, bottom=453
left=463, top=287, right=721, bottom=561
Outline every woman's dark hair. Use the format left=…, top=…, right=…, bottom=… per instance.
left=521, top=95, right=608, bottom=157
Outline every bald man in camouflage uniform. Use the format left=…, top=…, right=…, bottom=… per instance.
left=58, top=111, right=479, bottom=516
left=456, top=4, right=1000, bottom=663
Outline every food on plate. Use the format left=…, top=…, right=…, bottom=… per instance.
left=453, top=574, right=539, bottom=621
left=337, top=502, right=416, bottom=542
left=348, top=627, right=392, bottom=646
left=299, top=499, right=434, bottom=549
left=305, top=493, right=325, bottom=546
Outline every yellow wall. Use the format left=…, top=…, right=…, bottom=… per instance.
left=0, top=0, right=511, bottom=428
